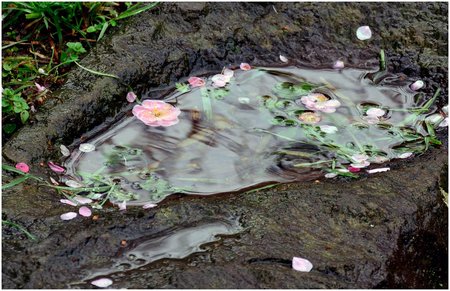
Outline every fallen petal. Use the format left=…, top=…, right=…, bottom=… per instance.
left=126, top=92, right=137, bottom=103
left=439, top=117, right=449, bottom=127
left=442, top=105, right=448, bottom=115
left=74, top=196, right=93, bottom=204
left=79, top=143, right=96, bottom=152
left=350, top=154, right=369, bottom=163
left=240, top=63, right=252, bottom=71
left=65, top=180, right=84, bottom=188
left=60, top=144, right=70, bottom=157
left=350, top=161, right=370, bottom=168
left=35, top=82, right=46, bottom=92
left=60, top=199, right=77, bottom=206
left=348, top=166, right=361, bottom=173
left=15, top=162, right=30, bottom=173
left=324, top=173, right=337, bottom=178
left=279, top=55, right=288, bottom=63
left=367, top=167, right=390, bottom=174
left=410, top=80, right=424, bottom=91
left=366, top=107, right=385, bottom=117
left=143, top=203, right=158, bottom=209
left=333, top=60, right=345, bottom=69
left=319, top=125, right=338, bottom=134
left=50, top=177, right=60, bottom=185
left=60, top=212, right=77, bottom=220
left=292, top=257, right=313, bottom=272
left=238, top=97, right=250, bottom=104
left=119, top=201, right=127, bottom=211
left=48, top=161, right=65, bottom=173
left=398, top=152, right=413, bottom=159
left=188, top=77, right=205, bottom=87
left=91, top=278, right=113, bottom=288
left=356, top=25, right=372, bottom=40
left=79, top=206, right=92, bottom=217
left=222, top=68, right=234, bottom=78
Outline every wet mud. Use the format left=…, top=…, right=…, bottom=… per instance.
left=2, top=2, right=448, bottom=288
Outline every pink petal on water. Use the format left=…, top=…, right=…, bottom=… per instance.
left=91, top=278, right=113, bottom=288
left=126, top=92, right=137, bottom=103
left=333, top=60, right=345, bottom=69
left=222, top=68, right=234, bottom=78
left=119, top=201, right=127, bottom=211
left=356, top=25, right=372, bottom=40
left=367, top=167, right=390, bottom=174
left=188, top=77, right=205, bottom=87
left=348, top=166, right=361, bottom=173
left=60, top=212, right=77, bottom=220
left=240, top=63, right=251, bottom=71
left=15, top=162, right=30, bottom=173
left=79, top=206, right=92, bottom=217
left=212, top=79, right=227, bottom=88
left=366, top=108, right=385, bottom=117
left=398, top=152, right=413, bottom=159
left=60, top=199, right=77, bottom=206
left=79, top=143, right=96, bottom=152
left=279, top=55, right=288, bottom=63
left=143, top=203, right=157, bottom=209
left=74, top=196, right=92, bottom=204
left=363, top=116, right=380, bottom=124
left=48, top=161, right=65, bottom=173
left=292, top=257, right=313, bottom=272
left=324, top=100, right=341, bottom=108
left=410, top=80, right=424, bottom=91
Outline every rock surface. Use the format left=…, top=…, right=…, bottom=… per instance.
left=2, top=2, right=448, bottom=288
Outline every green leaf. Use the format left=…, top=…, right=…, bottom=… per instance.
left=2, top=175, right=30, bottom=189
left=2, top=220, right=37, bottom=241
left=273, top=81, right=316, bottom=99
left=66, top=42, right=86, bottom=54
left=20, top=110, right=30, bottom=123
left=3, top=123, right=16, bottom=134
left=115, top=2, right=159, bottom=21
left=175, top=82, right=190, bottom=93
left=97, top=22, right=109, bottom=41
left=86, top=25, right=97, bottom=33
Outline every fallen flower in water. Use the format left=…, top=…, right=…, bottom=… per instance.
left=292, top=257, right=313, bottom=272
left=35, top=82, right=46, bottom=92
left=79, top=143, right=96, bottom=152
left=240, top=63, right=251, bottom=70
left=211, top=74, right=229, bottom=87
left=319, top=125, right=338, bottom=134
left=356, top=26, right=372, bottom=40
left=300, top=93, right=341, bottom=113
left=60, top=199, right=77, bottom=206
left=333, top=60, right=345, bottom=69
left=60, top=212, right=77, bottom=220
left=79, top=206, right=92, bottom=217
left=60, top=144, right=70, bottom=157
left=132, top=100, right=181, bottom=127
left=366, top=107, right=385, bottom=117
left=126, top=92, right=137, bottom=103
left=48, top=161, right=65, bottom=173
left=410, top=80, right=424, bottom=91
left=279, top=55, right=288, bottom=63
left=143, top=203, right=157, bottom=209
left=367, top=167, right=390, bottom=174
left=188, top=76, right=205, bottom=87
left=91, top=278, right=113, bottom=288
left=298, top=112, right=321, bottom=124
left=15, top=162, right=29, bottom=173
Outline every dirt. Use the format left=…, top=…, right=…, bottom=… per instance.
left=2, top=2, right=448, bottom=288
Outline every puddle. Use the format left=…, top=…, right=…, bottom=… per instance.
left=71, top=217, right=242, bottom=287
left=64, top=66, right=440, bottom=205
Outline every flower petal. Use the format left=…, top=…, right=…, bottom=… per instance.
left=48, top=161, right=65, bottom=173
left=356, top=26, right=372, bottom=40
left=60, top=145, right=70, bottom=157
left=439, top=117, right=449, bottom=127
left=119, top=201, right=127, bottom=211
left=366, top=108, right=385, bottom=117
left=292, top=257, right=313, bottom=272
left=79, top=143, right=96, bottom=152
left=74, top=196, right=92, bottom=204
left=60, top=199, right=77, bottom=206
left=279, top=55, right=288, bottom=63
left=367, top=167, right=390, bottom=174
left=238, top=97, right=250, bottom=104
left=91, top=278, right=113, bottom=288
left=60, top=212, right=77, bottom=220
left=333, top=60, right=345, bottom=69
left=398, top=152, right=413, bottom=159
left=15, top=162, right=30, bottom=173
left=66, top=180, right=84, bottom=188
left=222, top=68, right=234, bottom=78
left=143, top=203, right=157, bottom=209
left=126, top=92, right=137, bottom=103
left=410, top=80, right=424, bottom=91
left=79, top=206, right=92, bottom=217
left=240, top=63, right=251, bottom=71
left=188, top=77, right=205, bottom=88
left=324, top=173, right=337, bottom=178
left=319, top=125, right=338, bottom=134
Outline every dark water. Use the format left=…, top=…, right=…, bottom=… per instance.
left=64, top=66, right=430, bottom=205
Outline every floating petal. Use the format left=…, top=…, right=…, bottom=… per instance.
left=60, top=144, right=70, bottom=157
left=350, top=161, right=371, bottom=168
left=356, top=26, right=372, bottom=40
left=15, top=162, right=30, bottom=173
left=333, top=60, right=345, bottom=69
left=79, top=143, right=96, bottom=152
left=240, top=63, right=252, bottom=71
left=238, top=97, right=250, bottom=104
left=91, top=278, right=113, bottom=288
left=188, top=77, right=205, bottom=87
left=367, top=167, right=390, bottom=174
left=439, top=117, right=448, bottom=127
left=350, top=154, right=369, bottom=163
left=48, top=161, right=65, bottom=173
left=222, top=68, right=234, bottom=78
left=79, top=206, right=92, bottom=217
left=348, top=166, right=361, bottom=173
left=366, top=108, right=385, bottom=117
left=292, top=257, right=313, bottom=272
left=298, top=112, right=321, bottom=124
left=60, top=212, right=77, bottom=220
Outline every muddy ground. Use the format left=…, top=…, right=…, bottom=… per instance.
left=2, top=2, right=448, bottom=288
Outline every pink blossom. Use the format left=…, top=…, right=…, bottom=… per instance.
left=132, top=100, right=181, bottom=127
left=35, top=82, right=46, bottom=92
left=126, top=92, right=137, bottom=103
left=292, top=257, right=313, bottom=272
left=333, top=60, right=345, bottom=69
left=211, top=74, right=229, bottom=87
left=79, top=206, right=92, bottom=217
left=348, top=166, right=361, bottom=173
left=299, top=93, right=340, bottom=113
left=222, top=68, right=234, bottom=79
left=188, top=77, right=206, bottom=88
left=240, top=63, right=251, bottom=71
left=15, top=162, right=29, bottom=173
left=48, top=161, right=65, bottom=173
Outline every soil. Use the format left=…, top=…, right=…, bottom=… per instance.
left=2, top=2, right=448, bottom=288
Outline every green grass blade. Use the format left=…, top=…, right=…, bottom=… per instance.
left=2, top=164, right=28, bottom=175
left=200, top=88, right=213, bottom=121
left=2, top=220, right=37, bottom=241
left=74, top=61, right=119, bottom=79
left=97, top=22, right=109, bottom=41
left=115, top=2, right=159, bottom=21
left=2, top=175, right=30, bottom=190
